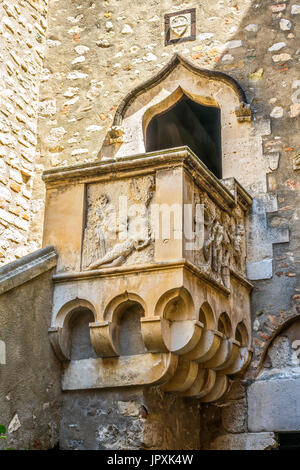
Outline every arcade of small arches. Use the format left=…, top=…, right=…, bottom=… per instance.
left=49, top=288, right=251, bottom=403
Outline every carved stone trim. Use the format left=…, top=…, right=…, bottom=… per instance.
left=235, top=102, right=252, bottom=122
left=51, top=284, right=252, bottom=401
left=62, top=353, right=179, bottom=391
left=0, top=246, right=57, bottom=296
left=164, top=9, right=196, bottom=46
left=111, top=54, right=248, bottom=126
left=48, top=326, right=71, bottom=362
left=52, top=260, right=232, bottom=295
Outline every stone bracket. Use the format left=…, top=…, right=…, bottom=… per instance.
left=62, top=353, right=178, bottom=391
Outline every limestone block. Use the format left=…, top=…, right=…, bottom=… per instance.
left=62, top=353, right=178, bottom=391
left=246, top=259, right=273, bottom=280
left=210, top=432, right=277, bottom=450
left=42, top=184, right=85, bottom=272
left=248, top=378, right=300, bottom=432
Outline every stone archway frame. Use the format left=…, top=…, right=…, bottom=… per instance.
left=48, top=298, right=97, bottom=361
left=256, top=314, right=300, bottom=373
left=99, top=53, right=252, bottom=172
left=89, top=291, right=147, bottom=357
left=141, top=85, right=221, bottom=148
left=113, top=53, right=248, bottom=126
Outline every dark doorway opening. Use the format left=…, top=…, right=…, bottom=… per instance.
left=145, top=95, right=222, bottom=178
left=278, top=433, right=300, bottom=450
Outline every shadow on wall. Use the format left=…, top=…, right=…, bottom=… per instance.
left=145, top=94, right=222, bottom=178
left=70, top=308, right=98, bottom=360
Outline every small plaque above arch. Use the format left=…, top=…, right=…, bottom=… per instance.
left=164, top=9, right=196, bottom=46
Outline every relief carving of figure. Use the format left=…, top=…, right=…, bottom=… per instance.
left=88, top=226, right=152, bottom=269
left=203, top=207, right=225, bottom=278
left=87, top=176, right=155, bottom=270
left=232, top=221, right=245, bottom=272
left=202, top=204, right=245, bottom=285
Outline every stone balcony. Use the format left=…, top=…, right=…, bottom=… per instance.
left=44, top=146, right=253, bottom=403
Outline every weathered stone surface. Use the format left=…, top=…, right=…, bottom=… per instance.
left=268, top=336, right=291, bottom=368
left=0, top=246, right=57, bottom=295
left=246, top=259, right=273, bottom=280
left=221, top=399, right=247, bottom=433
left=0, top=0, right=299, bottom=452
left=60, top=387, right=200, bottom=450
left=210, top=432, right=277, bottom=450
left=117, top=401, right=141, bottom=417
left=0, top=0, right=48, bottom=266
left=248, top=378, right=300, bottom=432
left=0, top=256, right=61, bottom=450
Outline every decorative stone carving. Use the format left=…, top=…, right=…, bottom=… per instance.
left=235, top=102, right=252, bottom=122
left=164, top=10, right=196, bottom=46
left=45, top=148, right=253, bottom=403
left=170, top=15, right=189, bottom=38
left=82, top=176, right=155, bottom=270
left=193, top=191, right=247, bottom=288
left=51, top=284, right=252, bottom=401
left=104, top=126, right=125, bottom=145
left=100, top=126, right=125, bottom=160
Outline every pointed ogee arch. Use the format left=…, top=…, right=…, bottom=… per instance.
left=113, top=53, right=248, bottom=126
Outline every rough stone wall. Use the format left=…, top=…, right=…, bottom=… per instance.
left=60, top=387, right=200, bottom=450
left=200, top=379, right=278, bottom=450
left=0, top=0, right=49, bottom=265
left=201, top=317, right=300, bottom=448
left=0, top=266, right=61, bottom=450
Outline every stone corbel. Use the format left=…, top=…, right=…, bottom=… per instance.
left=48, top=326, right=71, bottom=362
left=200, top=373, right=229, bottom=403
left=235, top=102, right=252, bottom=123
left=213, top=338, right=240, bottom=373
left=140, top=316, right=168, bottom=353
left=221, top=346, right=252, bottom=375
left=181, top=368, right=212, bottom=397
left=104, top=126, right=125, bottom=145
left=160, top=357, right=199, bottom=393
left=183, top=329, right=222, bottom=363
left=89, top=320, right=119, bottom=357
left=161, top=319, right=204, bottom=355
left=99, top=126, right=125, bottom=159
left=202, top=335, right=233, bottom=369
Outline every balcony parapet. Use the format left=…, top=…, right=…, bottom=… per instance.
left=44, top=147, right=253, bottom=403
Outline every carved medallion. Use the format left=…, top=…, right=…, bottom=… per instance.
left=170, top=15, right=189, bottom=37
left=165, top=9, right=196, bottom=46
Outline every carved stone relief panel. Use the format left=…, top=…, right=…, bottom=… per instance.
left=82, top=176, right=155, bottom=270
left=193, top=189, right=246, bottom=287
